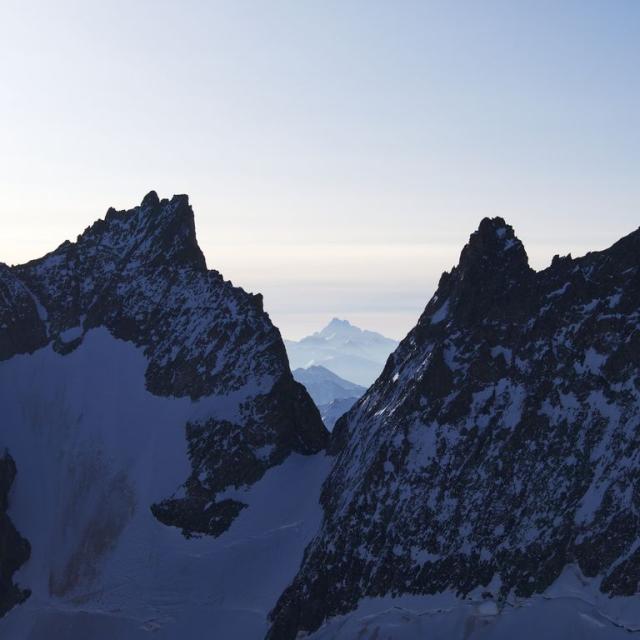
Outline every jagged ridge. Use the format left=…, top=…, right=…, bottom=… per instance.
left=268, top=217, right=640, bottom=638
left=5, top=191, right=283, bottom=399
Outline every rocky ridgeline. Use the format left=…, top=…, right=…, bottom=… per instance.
left=4, top=191, right=282, bottom=398
left=269, top=218, right=640, bottom=638
left=0, top=192, right=326, bottom=553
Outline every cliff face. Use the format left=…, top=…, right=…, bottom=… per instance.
left=269, top=218, right=640, bottom=638
left=0, top=453, right=30, bottom=617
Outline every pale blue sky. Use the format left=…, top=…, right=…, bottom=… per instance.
left=1, top=1, right=638, bottom=339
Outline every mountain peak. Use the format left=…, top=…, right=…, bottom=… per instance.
left=422, top=217, right=532, bottom=326
left=316, top=318, right=357, bottom=338
left=327, top=317, right=352, bottom=329
left=141, top=190, right=160, bottom=208
left=287, top=320, right=399, bottom=386
left=87, top=192, right=205, bottom=272
left=270, top=220, right=640, bottom=640
left=458, top=216, right=528, bottom=272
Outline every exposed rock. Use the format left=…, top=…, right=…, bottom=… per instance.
left=152, top=375, right=326, bottom=536
left=0, top=452, right=30, bottom=617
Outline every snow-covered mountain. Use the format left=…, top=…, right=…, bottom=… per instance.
left=269, top=218, right=640, bottom=638
left=0, top=192, right=328, bottom=636
left=292, top=365, right=365, bottom=406
left=292, top=366, right=366, bottom=430
left=285, top=318, right=398, bottom=387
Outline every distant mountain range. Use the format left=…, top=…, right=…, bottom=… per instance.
left=285, top=318, right=398, bottom=387
left=292, top=365, right=366, bottom=430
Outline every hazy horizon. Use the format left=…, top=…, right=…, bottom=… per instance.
left=3, top=197, right=636, bottom=341
left=1, top=1, right=638, bottom=340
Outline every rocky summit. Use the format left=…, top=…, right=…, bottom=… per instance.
left=268, top=217, right=640, bottom=638
left=4, top=191, right=282, bottom=399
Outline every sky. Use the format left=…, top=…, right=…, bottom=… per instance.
left=0, top=1, right=638, bottom=340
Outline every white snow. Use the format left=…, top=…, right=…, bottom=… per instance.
left=306, top=587, right=640, bottom=639
left=547, top=282, right=571, bottom=298
left=584, top=348, right=607, bottom=374
left=608, top=293, right=622, bottom=309
left=59, top=325, right=82, bottom=342
left=431, top=300, right=450, bottom=325
left=477, top=600, right=499, bottom=616
left=490, top=346, right=513, bottom=365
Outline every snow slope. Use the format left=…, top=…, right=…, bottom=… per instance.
left=0, top=330, right=330, bottom=639
left=0, top=191, right=327, bottom=543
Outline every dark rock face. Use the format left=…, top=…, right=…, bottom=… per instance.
left=0, top=453, right=31, bottom=617
left=0, top=265, right=48, bottom=361
left=1, top=192, right=327, bottom=540
left=152, top=376, right=326, bottom=537
left=269, top=218, right=640, bottom=638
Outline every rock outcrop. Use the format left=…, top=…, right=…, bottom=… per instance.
left=0, top=453, right=30, bottom=617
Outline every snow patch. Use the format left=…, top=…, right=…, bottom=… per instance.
left=431, top=300, right=450, bottom=325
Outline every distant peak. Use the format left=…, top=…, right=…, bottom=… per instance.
left=317, top=318, right=358, bottom=337
left=141, top=190, right=160, bottom=208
